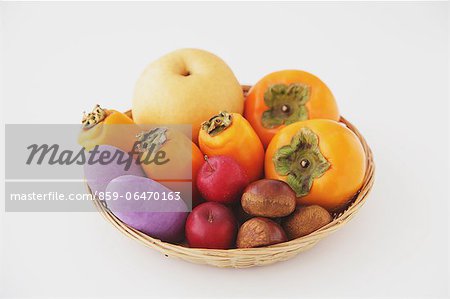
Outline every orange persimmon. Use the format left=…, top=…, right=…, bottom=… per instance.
left=245, top=70, right=339, bottom=148
left=265, top=119, right=366, bottom=211
left=135, top=127, right=204, bottom=206
left=78, top=105, right=139, bottom=153
left=198, top=111, right=264, bottom=182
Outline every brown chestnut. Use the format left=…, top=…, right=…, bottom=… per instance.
left=241, top=179, right=296, bottom=218
left=282, top=205, right=332, bottom=240
left=236, top=217, right=288, bottom=248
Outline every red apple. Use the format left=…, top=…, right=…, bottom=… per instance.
left=185, top=202, right=238, bottom=249
left=197, top=155, right=249, bottom=204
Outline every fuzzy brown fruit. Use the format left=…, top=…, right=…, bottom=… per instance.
left=282, top=205, right=332, bottom=240
left=241, top=179, right=296, bottom=218
left=236, top=217, right=287, bottom=248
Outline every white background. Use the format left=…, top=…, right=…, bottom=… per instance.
left=1, top=2, right=449, bottom=299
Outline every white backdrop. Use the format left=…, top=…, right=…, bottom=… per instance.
left=1, top=2, right=449, bottom=298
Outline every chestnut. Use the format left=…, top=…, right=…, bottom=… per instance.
left=241, top=179, right=296, bottom=218
left=236, top=217, right=287, bottom=248
left=282, top=205, right=332, bottom=240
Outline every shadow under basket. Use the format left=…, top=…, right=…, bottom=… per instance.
left=89, top=85, right=375, bottom=268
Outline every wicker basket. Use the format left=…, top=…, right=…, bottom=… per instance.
left=90, top=86, right=375, bottom=268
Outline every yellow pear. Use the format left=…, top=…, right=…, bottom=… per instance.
left=132, top=49, right=244, bottom=142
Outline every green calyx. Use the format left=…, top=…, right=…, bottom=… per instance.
left=201, top=111, right=233, bottom=137
left=82, top=104, right=107, bottom=129
left=135, top=127, right=168, bottom=153
left=261, top=83, right=310, bottom=129
left=273, top=127, right=330, bottom=197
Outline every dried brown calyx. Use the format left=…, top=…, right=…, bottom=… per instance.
left=201, top=111, right=233, bottom=137
left=82, top=104, right=108, bottom=129
left=135, top=127, right=168, bottom=153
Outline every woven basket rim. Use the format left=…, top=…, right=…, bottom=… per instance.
left=89, top=85, right=375, bottom=267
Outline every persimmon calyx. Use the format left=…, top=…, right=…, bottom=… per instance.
left=82, top=104, right=109, bottom=129
left=201, top=111, right=233, bottom=136
left=135, top=127, right=168, bottom=153
left=272, top=127, right=330, bottom=197
left=262, top=83, right=310, bottom=129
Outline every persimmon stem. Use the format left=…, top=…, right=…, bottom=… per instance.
left=82, top=104, right=107, bottom=129
left=273, top=127, right=330, bottom=197
left=201, top=111, right=233, bottom=136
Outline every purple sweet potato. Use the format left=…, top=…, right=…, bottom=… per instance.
left=106, top=175, right=188, bottom=243
left=84, top=145, right=145, bottom=194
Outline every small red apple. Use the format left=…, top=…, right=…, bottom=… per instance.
left=185, top=202, right=238, bottom=249
left=197, top=155, right=249, bottom=204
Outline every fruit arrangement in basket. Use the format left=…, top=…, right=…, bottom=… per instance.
left=81, top=49, right=374, bottom=266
